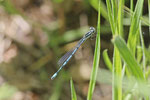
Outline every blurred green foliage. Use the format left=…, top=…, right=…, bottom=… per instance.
left=0, top=83, right=17, bottom=99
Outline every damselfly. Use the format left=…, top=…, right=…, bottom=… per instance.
left=51, top=27, right=96, bottom=80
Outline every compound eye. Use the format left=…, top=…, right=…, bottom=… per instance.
left=89, top=27, right=95, bottom=33
left=90, top=27, right=93, bottom=30
left=91, top=30, right=94, bottom=33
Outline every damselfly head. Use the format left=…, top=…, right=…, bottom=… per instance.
left=84, top=27, right=96, bottom=39
left=89, top=27, right=95, bottom=34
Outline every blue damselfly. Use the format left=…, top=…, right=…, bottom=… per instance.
left=51, top=27, right=96, bottom=80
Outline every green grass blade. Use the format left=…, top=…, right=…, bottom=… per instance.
left=70, top=78, right=77, bottom=100
left=130, top=0, right=134, bottom=12
left=112, top=36, right=144, bottom=80
left=106, top=0, right=115, bottom=34
left=102, top=49, right=112, bottom=72
left=87, top=0, right=101, bottom=99
left=89, top=0, right=108, bottom=21
left=130, top=0, right=134, bottom=26
left=106, top=0, right=123, bottom=99
left=112, top=47, right=122, bottom=100
left=111, top=0, right=118, bottom=29
left=148, top=0, right=150, bottom=34
left=127, top=0, right=144, bottom=54
left=137, top=46, right=143, bottom=63
left=117, top=0, right=124, bottom=36
left=123, top=6, right=150, bottom=26
left=97, top=68, right=150, bottom=97
left=146, top=68, right=150, bottom=79
left=139, top=21, right=146, bottom=75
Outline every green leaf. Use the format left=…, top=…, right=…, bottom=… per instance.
left=87, top=0, right=101, bottom=99
left=102, top=49, right=112, bottom=72
left=130, top=0, right=134, bottom=12
left=70, top=78, right=77, bottom=100
left=89, top=0, right=108, bottom=21
left=112, top=36, right=144, bottom=80
left=149, top=0, right=150, bottom=35
left=127, top=0, right=144, bottom=54
left=106, top=0, right=115, bottom=34
left=97, top=68, right=150, bottom=97
left=117, top=0, right=124, bottom=36
left=112, top=47, right=122, bottom=100
left=139, top=21, right=146, bottom=74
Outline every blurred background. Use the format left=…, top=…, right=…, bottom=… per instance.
left=0, top=0, right=149, bottom=100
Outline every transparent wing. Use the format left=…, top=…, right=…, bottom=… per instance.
left=57, top=49, right=74, bottom=66
left=57, top=38, right=85, bottom=66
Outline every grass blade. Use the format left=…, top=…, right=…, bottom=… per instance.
left=127, top=0, right=144, bottom=54
left=130, top=0, right=134, bottom=12
left=97, top=68, right=150, bottom=97
left=112, top=36, right=144, bottom=80
left=70, top=78, right=77, bottom=100
left=148, top=0, right=150, bottom=34
left=106, top=0, right=123, bottom=99
left=139, top=21, right=146, bottom=75
left=106, top=0, right=115, bottom=34
left=89, top=0, right=108, bottom=21
left=111, top=0, right=117, bottom=29
left=117, top=0, right=124, bottom=36
left=112, top=47, right=122, bottom=100
left=87, top=0, right=101, bottom=99
left=102, top=49, right=112, bottom=72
